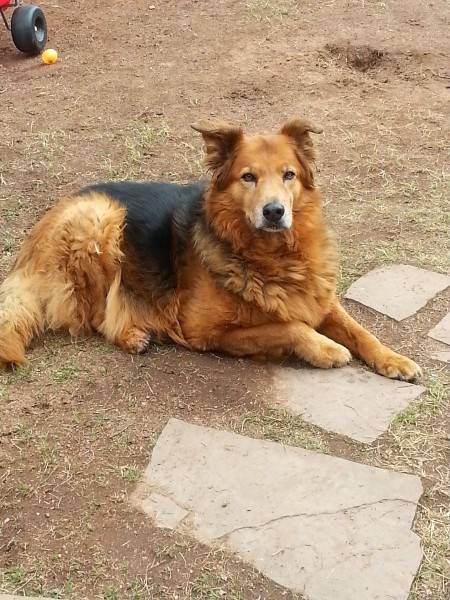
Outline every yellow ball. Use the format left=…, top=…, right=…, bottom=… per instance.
left=42, top=49, right=58, bottom=64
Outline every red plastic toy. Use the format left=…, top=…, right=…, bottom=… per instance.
left=1, top=0, right=47, bottom=54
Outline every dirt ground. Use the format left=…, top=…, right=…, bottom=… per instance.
left=0, top=1, right=449, bottom=599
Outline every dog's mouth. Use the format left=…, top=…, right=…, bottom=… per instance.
left=261, top=220, right=289, bottom=232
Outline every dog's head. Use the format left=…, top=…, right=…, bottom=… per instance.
left=191, top=118, right=323, bottom=232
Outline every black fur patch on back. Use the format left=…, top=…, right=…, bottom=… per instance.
left=79, top=181, right=206, bottom=302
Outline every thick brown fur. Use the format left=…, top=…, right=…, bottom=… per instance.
left=0, top=118, right=421, bottom=382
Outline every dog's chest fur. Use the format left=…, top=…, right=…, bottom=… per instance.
left=191, top=217, right=338, bottom=327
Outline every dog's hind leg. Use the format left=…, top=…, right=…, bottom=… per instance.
left=97, top=276, right=155, bottom=354
left=0, top=193, right=127, bottom=367
left=318, top=298, right=422, bottom=382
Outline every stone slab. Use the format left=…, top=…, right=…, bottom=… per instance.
left=345, top=264, right=450, bottom=321
left=134, top=418, right=423, bottom=600
left=431, top=350, right=450, bottom=364
left=428, top=313, right=450, bottom=346
left=272, top=365, right=426, bottom=443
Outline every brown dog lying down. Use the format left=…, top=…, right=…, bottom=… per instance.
left=0, top=118, right=421, bottom=381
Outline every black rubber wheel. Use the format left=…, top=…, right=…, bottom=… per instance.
left=11, top=5, right=47, bottom=55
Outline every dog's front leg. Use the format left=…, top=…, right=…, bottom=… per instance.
left=214, top=322, right=351, bottom=368
left=318, top=299, right=422, bottom=382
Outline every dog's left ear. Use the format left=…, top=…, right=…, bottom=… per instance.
left=280, top=119, right=323, bottom=189
left=191, top=119, right=243, bottom=173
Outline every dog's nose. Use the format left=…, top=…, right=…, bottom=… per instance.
left=263, top=202, right=285, bottom=223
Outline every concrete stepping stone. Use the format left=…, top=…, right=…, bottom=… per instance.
left=133, top=418, right=423, bottom=600
left=272, top=366, right=426, bottom=443
left=431, top=350, right=450, bottom=364
left=345, top=264, right=450, bottom=320
left=428, top=313, right=450, bottom=346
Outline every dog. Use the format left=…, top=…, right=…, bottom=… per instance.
left=0, top=118, right=421, bottom=381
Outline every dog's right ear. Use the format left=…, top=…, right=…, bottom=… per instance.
left=191, top=119, right=243, bottom=172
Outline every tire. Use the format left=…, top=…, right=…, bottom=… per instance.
left=11, top=5, right=47, bottom=55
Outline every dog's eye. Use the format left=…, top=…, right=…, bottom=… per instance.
left=241, top=172, right=257, bottom=183
left=283, top=170, right=296, bottom=181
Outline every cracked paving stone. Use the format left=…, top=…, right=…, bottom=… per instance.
left=133, top=418, right=423, bottom=600
left=345, top=264, right=450, bottom=321
left=272, top=365, right=426, bottom=443
left=428, top=313, right=450, bottom=346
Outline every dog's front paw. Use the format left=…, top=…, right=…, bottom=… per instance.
left=373, top=351, right=422, bottom=382
left=120, top=328, right=153, bottom=354
left=309, top=340, right=352, bottom=369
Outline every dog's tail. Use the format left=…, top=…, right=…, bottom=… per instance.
left=0, top=269, right=44, bottom=367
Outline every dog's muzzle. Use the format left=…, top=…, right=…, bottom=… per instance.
left=261, top=202, right=289, bottom=230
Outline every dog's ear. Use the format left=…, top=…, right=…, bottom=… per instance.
left=191, top=119, right=243, bottom=172
left=280, top=119, right=323, bottom=189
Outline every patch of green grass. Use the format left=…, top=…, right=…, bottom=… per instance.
left=6, top=364, right=33, bottom=383
left=71, top=410, right=85, bottom=426
left=124, top=577, right=151, bottom=600
left=0, top=566, right=64, bottom=597
left=52, top=359, right=83, bottom=382
left=392, top=378, right=447, bottom=429
left=191, top=570, right=232, bottom=600
left=1, top=564, right=26, bottom=586
left=93, top=412, right=107, bottom=427
left=1, top=230, right=15, bottom=252
left=191, top=570, right=240, bottom=600
left=102, top=157, right=126, bottom=181
left=14, top=421, right=33, bottom=443
left=0, top=386, right=11, bottom=404
left=39, top=439, right=60, bottom=473
left=102, top=586, right=120, bottom=600
left=246, top=0, right=296, bottom=24
left=95, top=473, right=109, bottom=488
left=17, top=481, right=33, bottom=498
left=236, top=407, right=328, bottom=452
left=28, top=585, right=63, bottom=599
left=120, top=465, right=141, bottom=483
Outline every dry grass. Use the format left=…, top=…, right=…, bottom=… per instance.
left=377, top=377, right=449, bottom=599
left=318, top=101, right=450, bottom=292
left=228, top=406, right=328, bottom=453
left=245, top=0, right=297, bottom=24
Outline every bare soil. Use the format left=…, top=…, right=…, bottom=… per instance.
left=0, top=1, right=449, bottom=599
